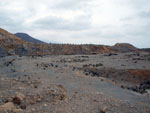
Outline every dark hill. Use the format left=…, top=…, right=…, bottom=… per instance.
left=15, top=33, right=46, bottom=44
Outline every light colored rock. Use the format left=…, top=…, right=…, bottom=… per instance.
left=31, top=108, right=36, bottom=112
left=29, top=100, right=35, bottom=105
left=16, top=92, right=25, bottom=101
left=18, top=87, right=25, bottom=90
left=13, top=108, right=23, bottom=112
left=100, top=106, right=108, bottom=113
left=39, top=95, right=43, bottom=99
left=147, top=90, right=150, bottom=94
left=36, top=98, right=42, bottom=102
left=8, top=49, right=15, bottom=55
left=12, top=92, right=25, bottom=105
left=0, top=77, right=5, bottom=81
left=44, top=103, right=48, bottom=107
left=0, top=102, right=22, bottom=112
left=0, top=102, right=16, bottom=111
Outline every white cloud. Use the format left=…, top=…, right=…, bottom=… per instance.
left=0, top=0, right=150, bottom=48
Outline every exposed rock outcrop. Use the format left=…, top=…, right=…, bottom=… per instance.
left=0, top=28, right=145, bottom=56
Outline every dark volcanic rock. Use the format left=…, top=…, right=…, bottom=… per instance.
left=127, top=80, right=150, bottom=94
left=15, top=47, right=28, bottom=55
left=104, top=53, right=118, bottom=56
left=4, top=59, right=15, bottom=66
left=0, top=48, right=5, bottom=57
left=15, top=33, right=46, bottom=44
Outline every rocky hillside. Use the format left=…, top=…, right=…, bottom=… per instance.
left=141, top=48, right=150, bottom=53
left=112, top=43, right=138, bottom=53
left=0, top=28, right=51, bottom=56
left=15, top=33, right=46, bottom=44
left=0, top=28, right=139, bottom=56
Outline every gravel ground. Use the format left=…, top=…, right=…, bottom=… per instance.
left=0, top=52, right=150, bottom=113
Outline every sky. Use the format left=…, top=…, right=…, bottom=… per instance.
left=0, top=0, right=150, bottom=48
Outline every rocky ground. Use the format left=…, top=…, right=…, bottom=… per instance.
left=0, top=52, right=150, bottom=113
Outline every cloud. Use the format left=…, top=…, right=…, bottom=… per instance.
left=0, top=11, right=24, bottom=32
left=51, top=0, right=91, bottom=10
left=138, top=11, right=150, bottom=18
left=32, top=15, right=91, bottom=31
left=0, top=0, right=150, bottom=48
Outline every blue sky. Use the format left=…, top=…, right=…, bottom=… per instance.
left=0, top=0, right=150, bottom=48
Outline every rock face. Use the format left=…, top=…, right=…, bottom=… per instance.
left=0, top=27, right=145, bottom=56
left=0, top=48, right=5, bottom=57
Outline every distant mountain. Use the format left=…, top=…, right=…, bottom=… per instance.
left=0, top=27, right=144, bottom=57
left=15, top=33, right=46, bottom=44
left=141, top=48, right=150, bottom=53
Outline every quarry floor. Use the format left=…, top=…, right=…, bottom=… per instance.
left=0, top=52, right=150, bottom=113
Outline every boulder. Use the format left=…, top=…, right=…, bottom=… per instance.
left=16, top=92, right=25, bottom=101
left=8, top=49, right=15, bottom=55
left=0, top=102, right=22, bottom=112
left=13, top=92, right=25, bottom=105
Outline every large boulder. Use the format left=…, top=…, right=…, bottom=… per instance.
left=13, top=92, right=25, bottom=105
left=0, top=102, right=22, bottom=113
